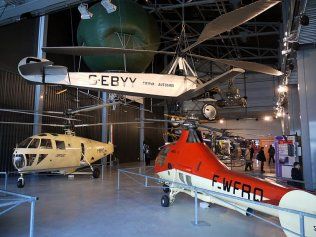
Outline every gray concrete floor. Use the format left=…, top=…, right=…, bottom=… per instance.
left=0, top=164, right=285, bottom=237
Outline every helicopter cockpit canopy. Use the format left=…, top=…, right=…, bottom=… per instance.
left=13, top=135, right=59, bottom=170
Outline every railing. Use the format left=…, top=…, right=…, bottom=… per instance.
left=117, top=166, right=316, bottom=237
left=0, top=189, right=38, bottom=237
left=0, top=172, right=8, bottom=190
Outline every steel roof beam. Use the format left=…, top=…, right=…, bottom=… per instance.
left=0, top=0, right=93, bottom=26
left=143, top=0, right=218, bottom=11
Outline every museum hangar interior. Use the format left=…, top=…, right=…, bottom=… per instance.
left=0, top=0, right=316, bottom=237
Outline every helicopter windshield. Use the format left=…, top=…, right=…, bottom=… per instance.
left=12, top=154, right=25, bottom=169
left=17, top=138, right=32, bottom=148
left=28, top=138, right=40, bottom=149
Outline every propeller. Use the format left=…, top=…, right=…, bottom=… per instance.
left=41, top=0, right=282, bottom=77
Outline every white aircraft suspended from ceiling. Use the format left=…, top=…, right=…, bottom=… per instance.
left=18, top=0, right=283, bottom=102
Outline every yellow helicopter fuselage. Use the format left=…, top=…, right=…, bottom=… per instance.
left=12, top=133, right=114, bottom=174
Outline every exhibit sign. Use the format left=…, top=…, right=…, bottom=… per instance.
left=275, top=136, right=297, bottom=178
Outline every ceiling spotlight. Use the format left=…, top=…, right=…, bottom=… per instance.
left=219, top=119, right=224, bottom=124
left=78, top=3, right=93, bottom=19
left=278, top=85, right=288, bottom=93
left=101, top=0, right=117, bottom=13
left=264, top=116, right=272, bottom=121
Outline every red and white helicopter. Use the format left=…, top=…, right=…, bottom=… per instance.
left=154, top=119, right=316, bottom=237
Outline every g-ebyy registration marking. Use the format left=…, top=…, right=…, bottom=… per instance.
left=89, top=75, right=137, bottom=87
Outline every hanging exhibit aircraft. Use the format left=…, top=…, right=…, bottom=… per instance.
left=153, top=119, right=316, bottom=237
left=17, top=0, right=282, bottom=108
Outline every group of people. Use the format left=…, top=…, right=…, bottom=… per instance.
left=244, top=144, right=275, bottom=173
left=244, top=145, right=303, bottom=188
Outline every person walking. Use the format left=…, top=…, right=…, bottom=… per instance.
left=143, top=141, right=151, bottom=166
left=244, top=146, right=252, bottom=171
left=257, top=147, right=266, bottom=173
left=250, top=145, right=255, bottom=160
left=249, top=145, right=255, bottom=170
left=268, top=144, right=275, bottom=165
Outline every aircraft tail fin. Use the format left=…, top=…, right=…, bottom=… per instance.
left=18, top=57, right=68, bottom=83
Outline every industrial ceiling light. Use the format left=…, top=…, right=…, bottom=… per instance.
left=219, top=119, right=224, bottom=124
left=78, top=3, right=93, bottom=20
left=101, top=0, right=117, bottom=13
left=263, top=116, right=272, bottom=121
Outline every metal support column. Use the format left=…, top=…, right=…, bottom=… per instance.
left=117, top=170, right=120, bottom=190
left=194, top=190, right=199, bottom=225
left=139, top=103, right=145, bottom=162
left=29, top=200, right=35, bottom=237
left=33, top=16, right=48, bottom=135
left=101, top=92, right=108, bottom=180
left=297, top=47, right=316, bottom=190
left=288, top=84, right=301, bottom=135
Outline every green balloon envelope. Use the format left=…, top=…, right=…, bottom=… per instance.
left=77, top=0, right=160, bottom=72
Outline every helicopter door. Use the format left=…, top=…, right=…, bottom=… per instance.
left=81, top=143, right=85, bottom=161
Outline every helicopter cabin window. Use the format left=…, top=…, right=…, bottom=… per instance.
left=37, top=154, right=48, bottom=164
left=40, top=139, right=52, bottom=149
left=28, top=139, right=40, bottom=149
left=56, top=140, right=65, bottom=150
left=17, top=138, right=32, bottom=148
left=25, top=154, right=37, bottom=166
left=186, top=129, right=202, bottom=143
left=186, top=175, right=192, bottom=186
left=179, top=172, right=185, bottom=183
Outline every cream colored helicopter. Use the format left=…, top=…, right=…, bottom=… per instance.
left=1, top=102, right=140, bottom=188
left=1, top=102, right=152, bottom=188
left=12, top=130, right=113, bottom=188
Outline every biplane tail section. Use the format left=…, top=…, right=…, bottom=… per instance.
left=18, top=57, right=68, bottom=83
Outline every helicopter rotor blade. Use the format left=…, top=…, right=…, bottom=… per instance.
left=182, top=0, right=280, bottom=53
left=74, top=121, right=154, bottom=128
left=189, top=54, right=283, bottom=76
left=42, top=46, right=176, bottom=57
left=0, top=121, right=66, bottom=127
left=0, top=108, right=80, bottom=121
left=67, top=102, right=122, bottom=115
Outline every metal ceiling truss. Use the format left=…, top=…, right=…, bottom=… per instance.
left=0, top=0, right=94, bottom=26
left=148, top=0, right=281, bottom=65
